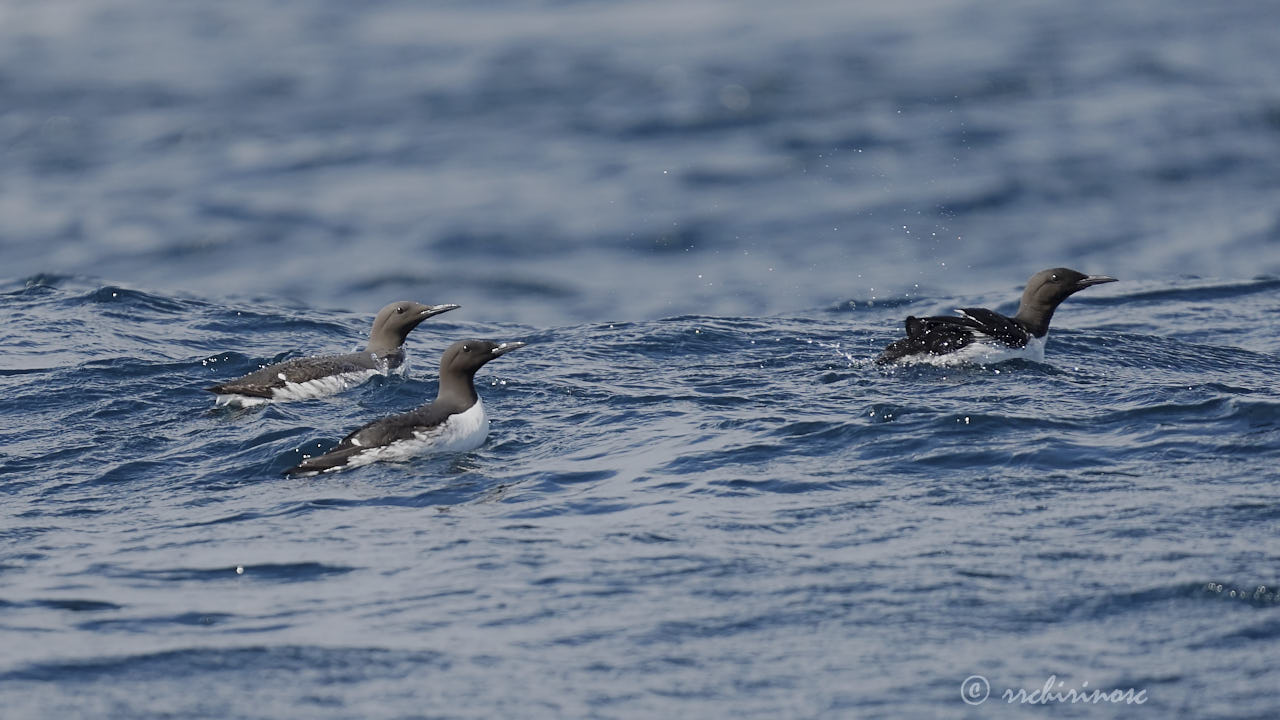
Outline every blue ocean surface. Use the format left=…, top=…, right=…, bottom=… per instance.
left=3, top=1, right=1280, bottom=718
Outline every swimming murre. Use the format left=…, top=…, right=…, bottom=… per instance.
left=875, top=268, right=1116, bottom=365
left=283, top=339, right=526, bottom=476
left=207, top=301, right=460, bottom=406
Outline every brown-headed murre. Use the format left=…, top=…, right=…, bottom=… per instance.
left=875, top=268, right=1116, bottom=365
left=207, top=301, right=460, bottom=406
left=283, top=339, right=525, bottom=475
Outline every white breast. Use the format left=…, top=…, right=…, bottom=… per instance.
left=423, top=399, right=491, bottom=453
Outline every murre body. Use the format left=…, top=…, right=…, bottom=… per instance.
left=207, top=301, right=460, bottom=406
left=283, top=339, right=525, bottom=476
left=875, top=267, right=1116, bottom=365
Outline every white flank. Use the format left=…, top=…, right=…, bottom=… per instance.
left=271, top=369, right=382, bottom=402
left=213, top=393, right=269, bottom=408
left=213, top=369, right=383, bottom=407
left=341, top=399, right=490, bottom=470
left=896, top=334, right=1047, bottom=367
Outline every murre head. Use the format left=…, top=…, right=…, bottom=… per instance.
left=440, top=339, right=526, bottom=376
left=436, top=339, right=526, bottom=407
left=1014, top=268, right=1116, bottom=336
left=366, top=301, right=460, bottom=353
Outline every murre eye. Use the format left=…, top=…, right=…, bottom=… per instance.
left=396, top=306, right=406, bottom=314
left=462, top=345, right=470, bottom=352
left=1051, top=274, right=1059, bottom=282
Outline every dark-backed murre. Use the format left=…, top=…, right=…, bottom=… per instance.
left=875, top=267, right=1116, bottom=365
left=283, top=339, right=525, bottom=476
left=207, top=301, right=460, bottom=406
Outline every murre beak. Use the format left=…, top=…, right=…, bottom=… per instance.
left=490, top=341, right=527, bottom=357
left=1076, top=275, right=1118, bottom=289
left=420, top=303, right=461, bottom=319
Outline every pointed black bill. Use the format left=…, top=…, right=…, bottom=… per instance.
left=420, top=303, right=461, bottom=319
left=1075, top=275, right=1117, bottom=289
left=490, top=341, right=526, bottom=357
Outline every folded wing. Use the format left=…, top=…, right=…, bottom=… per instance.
left=282, top=404, right=452, bottom=476
left=207, top=353, right=379, bottom=397
left=954, top=308, right=1029, bottom=347
left=876, top=308, right=1027, bottom=363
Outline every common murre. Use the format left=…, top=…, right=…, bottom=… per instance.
left=283, top=339, right=525, bottom=475
left=207, top=301, right=460, bottom=406
left=875, top=268, right=1116, bottom=365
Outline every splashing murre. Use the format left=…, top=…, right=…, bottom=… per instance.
left=875, top=268, right=1115, bottom=365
